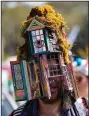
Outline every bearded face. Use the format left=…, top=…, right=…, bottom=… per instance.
left=40, top=77, right=63, bottom=104
left=40, top=58, right=64, bottom=104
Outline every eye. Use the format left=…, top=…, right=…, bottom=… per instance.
left=34, top=40, right=44, bottom=48
left=76, top=76, right=82, bottom=82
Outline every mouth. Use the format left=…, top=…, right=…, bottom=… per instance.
left=50, top=86, right=58, bottom=93
left=49, top=80, right=58, bottom=93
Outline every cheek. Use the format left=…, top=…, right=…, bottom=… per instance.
left=81, top=78, right=88, bottom=85
left=57, top=82, right=62, bottom=89
left=57, top=80, right=63, bottom=90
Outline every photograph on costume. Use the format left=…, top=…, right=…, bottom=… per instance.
left=1, top=1, right=88, bottom=116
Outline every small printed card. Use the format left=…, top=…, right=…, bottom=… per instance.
left=10, top=61, right=28, bottom=101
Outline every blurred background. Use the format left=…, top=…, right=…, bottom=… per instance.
left=1, top=1, right=88, bottom=116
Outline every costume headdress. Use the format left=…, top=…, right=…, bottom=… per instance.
left=10, top=5, right=79, bottom=104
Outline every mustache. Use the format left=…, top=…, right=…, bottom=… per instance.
left=48, top=77, right=63, bottom=89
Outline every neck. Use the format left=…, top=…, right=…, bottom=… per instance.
left=39, top=99, right=62, bottom=114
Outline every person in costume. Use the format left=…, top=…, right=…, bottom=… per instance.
left=9, top=5, right=88, bottom=116
left=73, top=58, right=88, bottom=97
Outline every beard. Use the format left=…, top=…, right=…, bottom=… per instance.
left=40, top=89, right=63, bottom=104
left=40, top=77, right=64, bottom=104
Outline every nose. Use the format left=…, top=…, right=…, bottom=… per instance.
left=49, top=79, right=55, bottom=84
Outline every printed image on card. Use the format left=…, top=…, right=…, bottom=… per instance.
left=10, top=61, right=28, bottom=101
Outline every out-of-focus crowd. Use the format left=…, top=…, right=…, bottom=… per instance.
left=72, top=57, right=88, bottom=98
left=73, top=57, right=88, bottom=115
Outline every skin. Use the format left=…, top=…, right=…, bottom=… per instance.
left=39, top=77, right=63, bottom=116
left=74, top=71, right=88, bottom=98
left=38, top=59, right=64, bottom=116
